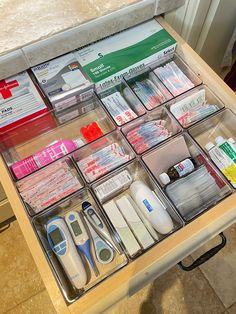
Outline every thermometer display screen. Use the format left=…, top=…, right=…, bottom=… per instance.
left=49, top=229, right=63, bottom=246
left=91, top=213, right=101, bottom=225
left=71, top=220, right=82, bottom=236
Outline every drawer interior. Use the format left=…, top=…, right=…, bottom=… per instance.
left=0, top=17, right=236, bottom=313
left=142, top=133, right=232, bottom=221
left=32, top=189, right=128, bottom=303
left=0, top=95, right=115, bottom=179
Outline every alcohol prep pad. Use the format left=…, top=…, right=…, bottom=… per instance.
left=32, top=53, right=94, bottom=112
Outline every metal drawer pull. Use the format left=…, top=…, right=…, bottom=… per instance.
left=178, top=232, right=226, bottom=271
left=0, top=223, right=10, bottom=234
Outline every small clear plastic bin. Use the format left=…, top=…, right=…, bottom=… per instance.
left=124, top=67, right=173, bottom=110
left=0, top=95, right=115, bottom=180
left=142, top=133, right=232, bottom=221
left=91, top=160, right=184, bottom=258
left=73, top=130, right=135, bottom=183
left=121, top=105, right=182, bottom=154
left=16, top=157, right=84, bottom=216
left=96, top=80, right=146, bottom=126
left=149, top=53, right=202, bottom=98
left=32, top=189, right=128, bottom=303
left=165, top=85, right=225, bottom=128
left=188, top=109, right=236, bottom=188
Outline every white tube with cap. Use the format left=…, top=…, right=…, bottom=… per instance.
left=127, top=195, right=159, bottom=241
left=130, top=181, right=174, bottom=234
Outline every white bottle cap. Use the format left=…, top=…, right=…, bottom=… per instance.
left=205, top=142, right=215, bottom=151
left=74, top=138, right=85, bottom=148
left=215, top=136, right=225, bottom=144
left=159, top=172, right=170, bottom=185
left=228, top=138, right=235, bottom=144
left=62, top=83, right=71, bottom=91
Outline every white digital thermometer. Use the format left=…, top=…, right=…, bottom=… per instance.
left=82, top=201, right=120, bottom=253
left=65, top=211, right=99, bottom=276
left=84, top=216, right=114, bottom=264
left=46, top=216, right=87, bottom=290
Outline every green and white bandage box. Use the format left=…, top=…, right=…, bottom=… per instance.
left=74, top=19, right=176, bottom=89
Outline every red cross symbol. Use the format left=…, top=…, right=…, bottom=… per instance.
left=0, top=79, right=19, bottom=99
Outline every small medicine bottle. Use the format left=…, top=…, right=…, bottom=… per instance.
left=159, top=157, right=195, bottom=185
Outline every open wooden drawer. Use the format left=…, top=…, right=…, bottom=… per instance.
left=0, top=17, right=236, bottom=314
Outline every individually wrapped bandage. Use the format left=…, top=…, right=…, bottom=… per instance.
left=77, top=143, right=132, bottom=182
left=170, top=89, right=219, bottom=127
left=126, top=120, right=171, bottom=154
left=101, top=91, right=137, bottom=125
left=154, top=61, right=194, bottom=96
left=18, top=159, right=82, bottom=213
left=132, top=79, right=166, bottom=110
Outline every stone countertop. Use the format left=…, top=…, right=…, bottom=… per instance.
left=0, top=0, right=184, bottom=79
left=0, top=0, right=139, bottom=56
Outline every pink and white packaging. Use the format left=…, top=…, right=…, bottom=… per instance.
left=17, top=159, right=82, bottom=214
left=11, top=138, right=84, bottom=179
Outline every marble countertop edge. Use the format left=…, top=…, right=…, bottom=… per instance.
left=0, top=0, right=185, bottom=80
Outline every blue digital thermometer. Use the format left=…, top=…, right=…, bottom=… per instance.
left=65, top=211, right=99, bottom=277
left=46, top=216, right=87, bottom=290
left=84, top=216, right=114, bottom=264
left=82, top=201, right=120, bottom=254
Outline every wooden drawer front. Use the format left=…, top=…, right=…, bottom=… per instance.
left=0, top=182, right=6, bottom=202
left=0, top=199, right=14, bottom=224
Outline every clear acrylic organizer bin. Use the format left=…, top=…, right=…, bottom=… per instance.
left=0, top=94, right=115, bottom=181
left=73, top=130, right=135, bottom=183
left=32, top=189, right=128, bottom=303
left=92, top=160, right=184, bottom=258
left=149, top=53, right=202, bottom=97
left=16, top=156, right=84, bottom=216
left=165, top=85, right=225, bottom=128
left=121, top=105, right=182, bottom=154
left=96, top=80, right=146, bottom=126
left=124, top=67, right=173, bottom=110
left=188, top=109, right=236, bottom=188
left=142, top=133, right=232, bottom=221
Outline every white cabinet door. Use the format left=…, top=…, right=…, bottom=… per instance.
left=165, top=0, right=211, bottom=49
left=165, top=0, right=236, bottom=74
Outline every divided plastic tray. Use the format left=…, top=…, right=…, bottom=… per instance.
left=0, top=52, right=234, bottom=304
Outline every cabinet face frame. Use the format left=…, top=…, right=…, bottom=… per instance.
left=0, top=17, right=235, bottom=314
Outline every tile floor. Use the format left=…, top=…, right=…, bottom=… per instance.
left=1, top=220, right=236, bottom=314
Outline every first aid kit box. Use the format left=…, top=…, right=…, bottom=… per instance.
left=0, top=71, right=48, bottom=132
